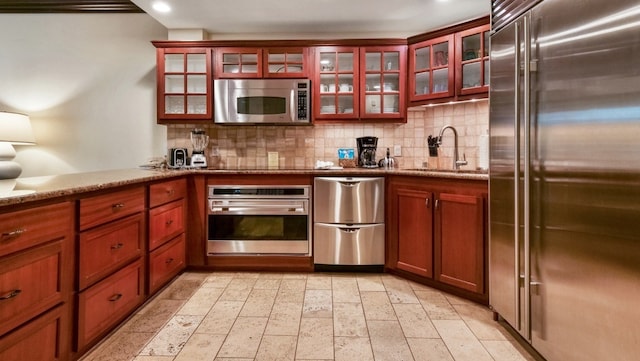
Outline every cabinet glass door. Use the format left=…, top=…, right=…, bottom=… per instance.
left=362, top=49, right=402, bottom=116
left=456, top=24, right=490, bottom=95
left=265, top=48, right=307, bottom=77
left=216, top=48, right=262, bottom=78
left=409, top=35, right=454, bottom=101
left=161, top=50, right=210, bottom=119
left=315, top=47, right=358, bottom=119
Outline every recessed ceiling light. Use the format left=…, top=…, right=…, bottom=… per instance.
left=152, top=1, right=171, bottom=13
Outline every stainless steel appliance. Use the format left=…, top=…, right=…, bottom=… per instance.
left=313, top=177, right=384, bottom=268
left=489, top=1, right=640, bottom=360
left=356, top=136, right=378, bottom=168
left=214, top=78, right=311, bottom=124
left=207, top=185, right=311, bottom=255
left=168, top=148, right=187, bottom=168
left=190, top=128, right=209, bottom=168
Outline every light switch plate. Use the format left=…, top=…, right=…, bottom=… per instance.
left=393, top=145, right=402, bottom=157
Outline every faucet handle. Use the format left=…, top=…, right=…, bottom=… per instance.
left=456, top=153, right=468, bottom=166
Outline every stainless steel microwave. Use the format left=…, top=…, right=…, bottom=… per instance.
left=213, top=79, right=311, bottom=124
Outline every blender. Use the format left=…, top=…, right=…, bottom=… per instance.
left=190, top=128, right=209, bottom=168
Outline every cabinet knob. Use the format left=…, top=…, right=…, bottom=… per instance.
left=1, top=228, right=26, bottom=240
left=0, top=289, right=21, bottom=300
left=166, top=257, right=174, bottom=264
left=166, top=219, right=174, bottom=226
left=166, top=188, right=175, bottom=196
left=111, top=243, right=124, bottom=250
left=112, top=203, right=125, bottom=210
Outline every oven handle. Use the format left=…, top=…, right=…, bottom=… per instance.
left=209, top=199, right=308, bottom=214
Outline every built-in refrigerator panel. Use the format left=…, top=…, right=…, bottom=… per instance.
left=490, top=0, right=640, bottom=360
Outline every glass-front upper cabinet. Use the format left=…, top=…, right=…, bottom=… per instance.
left=215, top=47, right=262, bottom=78
left=314, top=47, right=359, bottom=120
left=264, top=48, right=309, bottom=78
left=157, top=48, right=212, bottom=123
left=455, top=24, right=490, bottom=95
left=360, top=46, right=406, bottom=119
left=408, top=34, right=454, bottom=101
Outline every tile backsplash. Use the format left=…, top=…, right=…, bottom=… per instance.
left=166, top=99, right=488, bottom=170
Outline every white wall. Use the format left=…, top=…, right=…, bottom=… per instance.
left=0, top=13, right=168, bottom=177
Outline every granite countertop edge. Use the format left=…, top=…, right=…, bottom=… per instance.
left=0, top=167, right=487, bottom=207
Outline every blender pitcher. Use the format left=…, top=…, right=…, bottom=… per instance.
left=190, top=128, right=209, bottom=168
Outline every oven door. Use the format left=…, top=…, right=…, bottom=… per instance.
left=207, top=199, right=310, bottom=254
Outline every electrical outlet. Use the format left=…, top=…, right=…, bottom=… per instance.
left=393, top=145, right=402, bottom=157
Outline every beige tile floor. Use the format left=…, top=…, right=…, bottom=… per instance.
left=80, top=272, right=536, bottom=361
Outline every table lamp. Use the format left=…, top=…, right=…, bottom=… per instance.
left=0, top=111, right=36, bottom=179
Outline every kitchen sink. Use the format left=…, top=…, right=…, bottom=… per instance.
left=404, top=168, right=488, bottom=174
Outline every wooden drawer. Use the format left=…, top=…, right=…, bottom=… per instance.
left=79, top=187, right=145, bottom=231
left=0, top=241, right=66, bottom=336
left=149, top=199, right=185, bottom=251
left=0, top=304, right=69, bottom=361
left=149, top=177, right=186, bottom=208
left=149, top=234, right=185, bottom=294
left=0, top=202, right=72, bottom=258
left=78, top=213, right=144, bottom=290
left=77, top=259, right=144, bottom=351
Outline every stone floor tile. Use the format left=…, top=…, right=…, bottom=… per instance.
left=432, top=319, right=493, bottom=361
left=406, top=338, right=454, bottom=361
left=367, top=320, right=414, bottom=361
left=140, top=315, right=204, bottom=356
left=356, top=274, right=386, bottom=292
left=383, top=276, right=420, bottom=304
left=239, top=288, right=278, bottom=317
left=414, top=289, right=460, bottom=320
left=302, top=289, right=333, bottom=318
left=196, top=300, right=244, bottom=334
left=217, top=316, right=268, bottom=358
left=332, top=276, right=361, bottom=303
left=254, top=335, right=297, bottom=361
left=155, top=278, right=205, bottom=301
left=360, top=291, right=397, bottom=320
left=173, top=333, right=225, bottom=361
left=393, top=303, right=439, bottom=338
left=133, top=356, right=175, bottom=361
left=202, top=275, right=233, bottom=288
left=306, top=274, right=333, bottom=289
left=453, top=303, right=508, bottom=341
left=265, top=302, right=303, bottom=336
left=254, top=278, right=282, bottom=289
left=276, top=279, right=307, bottom=303
left=176, top=286, right=223, bottom=316
left=333, top=302, right=368, bottom=337
left=334, top=336, right=374, bottom=361
left=296, top=318, right=334, bottom=360
left=482, top=340, right=534, bottom=361
left=83, top=331, right=155, bottom=361
left=122, top=299, right=184, bottom=333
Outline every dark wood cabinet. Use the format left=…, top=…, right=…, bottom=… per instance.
left=387, top=175, right=487, bottom=300
left=215, top=47, right=310, bottom=79
left=455, top=24, right=490, bottom=96
left=155, top=47, right=213, bottom=123
left=408, top=34, right=455, bottom=102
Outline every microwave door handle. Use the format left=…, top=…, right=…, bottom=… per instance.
left=290, top=89, right=295, bottom=120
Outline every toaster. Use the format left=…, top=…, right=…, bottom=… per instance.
left=168, top=148, right=188, bottom=167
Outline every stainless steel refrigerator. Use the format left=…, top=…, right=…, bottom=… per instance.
left=489, top=1, right=640, bottom=360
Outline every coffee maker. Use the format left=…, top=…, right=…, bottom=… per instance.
left=356, top=136, right=379, bottom=168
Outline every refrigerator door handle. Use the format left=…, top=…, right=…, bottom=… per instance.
left=523, top=14, right=532, bottom=341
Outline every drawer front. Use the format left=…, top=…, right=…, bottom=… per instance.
left=77, top=260, right=144, bottom=350
left=0, top=242, right=64, bottom=336
left=149, top=178, right=187, bottom=208
left=149, top=234, right=186, bottom=293
left=314, top=177, right=385, bottom=223
left=79, top=187, right=145, bottom=231
left=0, top=304, right=68, bottom=361
left=0, top=202, right=72, bottom=258
left=313, top=223, right=385, bottom=265
left=149, top=200, right=185, bottom=251
left=79, top=213, right=144, bottom=290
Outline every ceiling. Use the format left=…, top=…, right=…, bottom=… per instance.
left=130, top=0, right=490, bottom=39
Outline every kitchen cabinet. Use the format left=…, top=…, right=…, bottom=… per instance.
left=0, top=201, right=73, bottom=361
left=408, top=17, right=490, bottom=104
left=314, top=45, right=406, bottom=122
left=455, top=24, right=490, bottom=96
left=76, top=186, right=146, bottom=352
left=386, top=176, right=487, bottom=300
left=215, top=47, right=310, bottom=78
left=155, top=47, right=213, bottom=123
left=148, top=178, right=187, bottom=294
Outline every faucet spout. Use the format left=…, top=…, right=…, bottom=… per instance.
left=437, top=125, right=467, bottom=170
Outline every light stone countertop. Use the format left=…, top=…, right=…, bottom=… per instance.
left=0, top=167, right=487, bottom=208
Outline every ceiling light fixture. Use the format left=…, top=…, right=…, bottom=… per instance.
left=152, top=1, right=171, bottom=13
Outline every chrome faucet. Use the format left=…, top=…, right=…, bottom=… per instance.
left=437, top=125, right=467, bottom=170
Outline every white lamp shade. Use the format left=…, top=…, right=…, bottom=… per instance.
left=0, top=111, right=36, bottom=144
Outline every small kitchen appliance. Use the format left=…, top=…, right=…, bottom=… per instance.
left=168, top=148, right=188, bottom=168
left=190, top=128, right=209, bottom=168
left=356, top=136, right=378, bottom=168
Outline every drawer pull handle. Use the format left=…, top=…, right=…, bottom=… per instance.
left=166, top=258, right=174, bottom=264
left=109, top=293, right=123, bottom=302
left=0, top=289, right=21, bottom=300
left=167, top=189, right=175, bottom=195
left=111, top=243, right=124, bottom=250
left=166, top=219, right=174, bottom=226
left=1, top=228, right=26, bottom=240
left=112, top=203, right=125, bottom=210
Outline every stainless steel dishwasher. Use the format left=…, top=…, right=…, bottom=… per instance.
left=313, top=177, right=384, bottom=269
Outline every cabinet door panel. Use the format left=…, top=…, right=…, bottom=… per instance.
left=149, top=200, right=185, bottom=251
left=436, top=193, right=484, bottom=293
left=149, top=178, right=187, bottom=208
left=149, top=234, right=186, bottom=293
left=396, top=189, right=434, bottom=277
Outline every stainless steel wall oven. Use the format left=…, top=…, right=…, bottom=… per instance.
left=207, top=185, right=311, bottom=255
